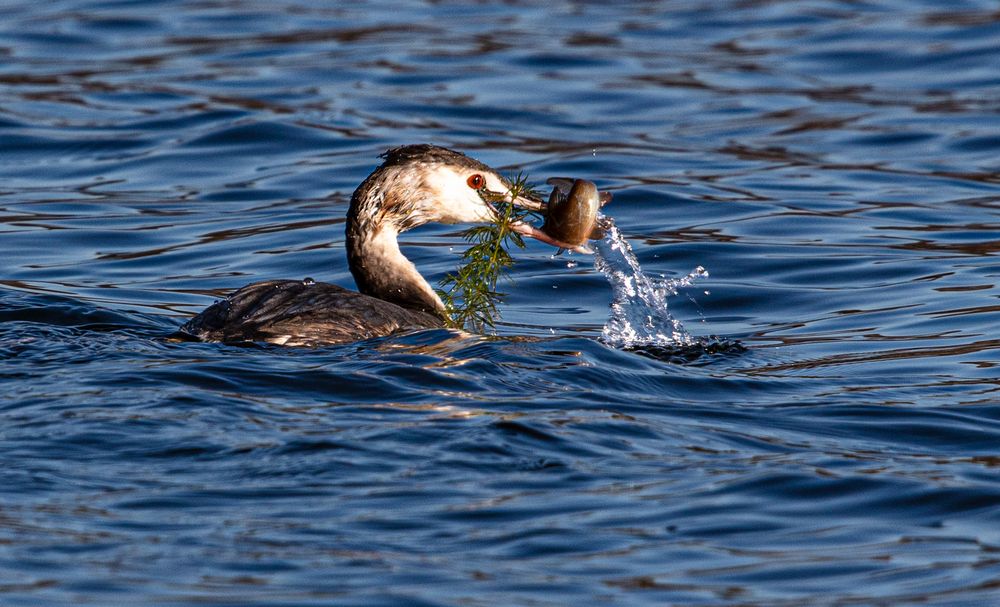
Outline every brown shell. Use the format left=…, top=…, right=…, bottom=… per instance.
left=541, top=179, right=601, bottom=246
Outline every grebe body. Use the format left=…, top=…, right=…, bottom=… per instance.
left=179, top=145, right=543, bottom=346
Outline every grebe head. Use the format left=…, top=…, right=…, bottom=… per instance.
left=351, top=144, right=543, bottom=232
left=346, top=144, right=544, bottom=315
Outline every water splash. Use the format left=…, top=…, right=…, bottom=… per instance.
left=593, top=219, right=708, bottom=348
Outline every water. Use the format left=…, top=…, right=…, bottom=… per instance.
left=2, top=1, right=1000, bottom=605
left=594, top=219, right=708, bottom=348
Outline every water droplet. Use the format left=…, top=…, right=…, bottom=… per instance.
left=302, top=277, right=315, bottom=286
left=566, top=260, right=578, bottom=268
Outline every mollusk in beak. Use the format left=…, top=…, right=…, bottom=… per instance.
left=510, top=178, right=612, bottom=254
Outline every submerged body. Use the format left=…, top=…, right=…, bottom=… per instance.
left=179, top=145, right=544, bottom=346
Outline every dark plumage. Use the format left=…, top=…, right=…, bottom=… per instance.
left=179, top=279, right=441, bottom=346
left=178, top=144, right=544, bottom=346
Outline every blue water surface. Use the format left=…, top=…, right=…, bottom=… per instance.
left=2, top=1, right=999, bottom=605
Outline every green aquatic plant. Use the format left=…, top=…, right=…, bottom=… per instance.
left=437, top=173, right=541, bottom=331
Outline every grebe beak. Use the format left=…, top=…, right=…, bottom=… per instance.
left=509, top=191, right=546, bottom=213
left=478, top=183, right=592, bottom=252
left=508, top=220, right=593, bottom=253
left=504, top=192, right=592, bottom=253
left=507, top=186, right=606, bottom=254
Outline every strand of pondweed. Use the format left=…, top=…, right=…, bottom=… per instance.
left=437, top=173, right=541, bottom=331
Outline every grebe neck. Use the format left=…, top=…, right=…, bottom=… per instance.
left=346, top=222, right=446, bottom=317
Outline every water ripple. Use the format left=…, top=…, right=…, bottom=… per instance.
left=2, top=0, right=1000, bottom=605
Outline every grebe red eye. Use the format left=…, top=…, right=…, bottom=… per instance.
left=466, top=174, right=485, bottom=189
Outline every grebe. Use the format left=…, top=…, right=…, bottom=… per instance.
left=179, top=144, right=548, bottom=346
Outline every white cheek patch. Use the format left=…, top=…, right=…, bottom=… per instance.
left=424, top=166, right=495, bottom=224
